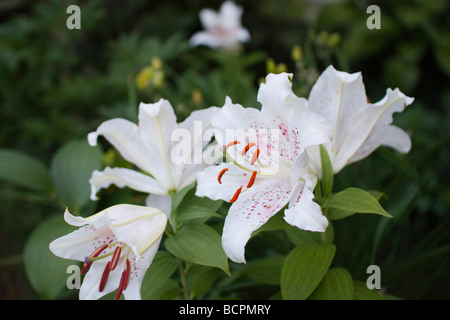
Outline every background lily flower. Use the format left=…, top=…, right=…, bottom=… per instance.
left=88, top=99, right=218, bottom=216
left=49, top=204, right=167, bottom=300
left=190, top=1, right=250, bottom=50
left=196, top=73, right=331, bottom=263
left=306, top=65, right=414, bottom=175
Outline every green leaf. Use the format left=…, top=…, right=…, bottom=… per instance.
left=281, top=243, right=336, bottom=300
left=23, top=215, right=79, bottom=299
left=171, top=182, right=196, bottom=214
left=320, top=145, right=333, bottom=199
left=178, top=205, right=223, bottom=224
left=142, top=279, right=181, bottom=300
left=165, top=224, right=230, bottom=275
left=0, top=149, right=52, bottom=192
left=328, top=190, right=386, bottom=220
left=285, top=227, right=322, bottom=244
left=187, top=266, right=221, bottom=297
left=50, top=139, right=103, bottom=212
left=353, top=281, right=401, bottom=300
left=309, top=267, right=354, bottom=300
left=174, top=184, right=223, bottom=214
left=285, top=223, right=334, bottom=245
left=326, top=187, right=392, bottom=219
left=140, top=251, right=179, bottom=300
left=242, top=256, right=286, bottom=285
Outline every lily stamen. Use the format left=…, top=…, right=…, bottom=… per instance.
left=110, top=246, right=122, bottom=271
left=86, top=242, right=125, bottom=262
left=241, top=142, right=255, bottom=155
left=226, top=140, right=240, bottom=148
left=115, top=259, right=131, bottom=300
left=81, top=244, right=108, bottom=275
left=217, top=168, right=229, bottom=184
left=247, top=171, right=257, bottom=188
left=81, top=242, right=132, bottom=295
left=230, top=186, right=242, bottom=203
left=99, top=261, right=111, bottom=292
left=250, top=148, right=260, bottom=165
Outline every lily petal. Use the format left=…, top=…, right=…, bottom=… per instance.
left=190, top=31, right=221, bottom=48
left=123, top=237, right=161, bottom=300
left=211, top=97, right=285, bottom=169
left=138, top=99, right=178, bottom=190
left=107, top=210, right=166, bottom=260
left=172, top=106, right=220, bottom=189
left=349, top=88, right=413, bottom=163
left=220, top=1, right=244, bottom=29
left=284, top=176, right=328, bottom=232
left=88, top=118, right=157, bottom=177
left=89, top=167, right=167, bottom=201
left=146, top=193, right=172, bottom=219
left=49, top=219, right=111, bottom=261
left=221, top=177, right=294, bottom=263
left=308, top=66, right=413, bottom=173
left=258, top=72, right=308, bottom=121
left=288, top=110, right=332, bottom=161
left=212, top=97, right=266, bottom=135
left=199, top=8, right=219, bottom=31
left=308, top=65, right=368, bottom=172
left=79, top=259, right=123, bottom=300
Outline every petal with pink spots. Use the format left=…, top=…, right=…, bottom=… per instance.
left=221, top=177, right=295, bottom=263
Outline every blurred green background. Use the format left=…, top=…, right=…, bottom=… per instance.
left=0, top=0, right=449, bottom=299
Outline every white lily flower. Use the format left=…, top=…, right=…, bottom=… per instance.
left=306, top=65, right=414, bottom=175
left=88, top=99, right=219, bottom=216
left=49, top=204, right=167, bottom=300
left=196, top=73, right=331, bottom=263
left=190, top=1, right=250, bottom=50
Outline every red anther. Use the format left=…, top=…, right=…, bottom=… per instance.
left=241, top=143, right=255, bottom=155
left=115, top=271, right=126, bottom=300
left=217, top=168, right=229, bottom=184
left=247, top=171, right=257, bottom=188
left=81, top=263, right=91, bottom=275
left=110, top=246, right=122, bottom=271
left=115, top=277, right=125, bottom=300
left=230, top=187, right=243, bottom=203
left=81, top=244, right=108, bottom=275
left=250, top=148, right=260, bottom=165
left=226, top=141, right=240, bottom=148
left=123, top=259, right=131, bottom=290
left=91, top=244, right=109, bottom=258
left=99, top=261, right=111, bottom=292
left=115, top=260, right=131, bottom=300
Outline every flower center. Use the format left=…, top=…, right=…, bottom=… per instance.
left=212, top=26, right=232, bottom=37
left=82, top=242, right=131, bottom=300
left=218, top=137, right=294, bottom=203
left=219, top=140, right=282, bottom=203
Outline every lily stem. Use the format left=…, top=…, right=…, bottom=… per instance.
left=178, top=262, right=193, bottom=300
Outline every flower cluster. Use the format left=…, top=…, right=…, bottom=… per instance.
left=50, top=2, right=413, bottom=300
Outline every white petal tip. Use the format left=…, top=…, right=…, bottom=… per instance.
left=87, top=131, right=98, bottom=146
